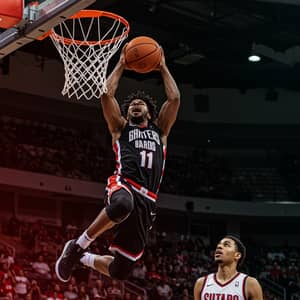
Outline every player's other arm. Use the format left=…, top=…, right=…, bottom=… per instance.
left=194, top=277, right=205, bottom=300
left=101, top=46, right=127, bottom=135
left=156, top=49, right=180, bottom=140
left=246, top=277, right=264, bottom=300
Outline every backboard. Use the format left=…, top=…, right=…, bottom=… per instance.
left=0, top=0, right=96, bottom=59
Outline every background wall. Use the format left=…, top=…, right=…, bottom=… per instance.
left=1, top=51, right=300, bottom=125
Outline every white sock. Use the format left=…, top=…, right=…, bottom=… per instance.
left=76, top=230, right=94, bottom=249
left=80, top=253, right=97, bottom=269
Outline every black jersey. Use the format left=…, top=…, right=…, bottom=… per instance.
left=113, top=122, right=166, bottom=194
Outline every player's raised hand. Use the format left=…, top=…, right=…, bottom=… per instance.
left=119, top=43, right=128, bottom=69
left=155, top=46, right=166, bottom=71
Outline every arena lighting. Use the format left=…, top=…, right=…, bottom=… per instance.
left=248, top=54, right=261, bottom=62
left=248, top=42, right=261, bottom=62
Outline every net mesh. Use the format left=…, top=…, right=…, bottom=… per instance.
left=49, top=11, right=129, bottom=100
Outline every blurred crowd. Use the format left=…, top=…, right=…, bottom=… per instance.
left=0, top=113, right=299, bottom=299
left=0, top=218, right=136, bottom=300
left=1, top=217, right=300, bottom=300
left=0, top=115, right=295, bottom=202
left=0, top=115, right=111, bottom=182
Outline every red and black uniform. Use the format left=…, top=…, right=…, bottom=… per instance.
left=105, top=122, right=166, bottom=261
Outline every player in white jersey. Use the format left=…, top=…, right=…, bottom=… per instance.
left=194, top=235, right=263, bottom=300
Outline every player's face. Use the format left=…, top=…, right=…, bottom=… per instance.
left=214, top=238, right=241, bottom=266
left=127, top=99, right=150, bottom=122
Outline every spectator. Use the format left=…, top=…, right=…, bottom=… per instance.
left=0, top=263, right=15, bottom=300
left=124, top=292, right=134, bottom=300
left=0, top=248, right=15, bottom=269
left=27, top=280, right=43, bottom=300
left=64, top=284, right=78, bottom=300
left=91, top=279, right=107, bottom=300
left=131, top=260, right=147, bottom=285
left=69, top=276, right=79, bottom=294
left=181, top=288, right=189, bottom=300
left=31, top=255, right=51, bottom=280
left=78, top=284, right=89, bottom=300
left=69, top=276, right=78, bottom=288
left=15, top=269, right=30, bottom=300
left=270, top=261, right=282, bottom=282
left=146, top=264, right=161, bottom=281
left=46, top=283, right=64, bottom=300
left=156, top=280, right=173, bottom=300
left=106, top=280, right=122, bottom=300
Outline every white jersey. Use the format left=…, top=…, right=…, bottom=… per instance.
left=200, top=272, right=248, bottom=300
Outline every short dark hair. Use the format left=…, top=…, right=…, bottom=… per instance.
left=121, top=90, right=158, bottom=121
left=224, top=235, right=246, bottom=267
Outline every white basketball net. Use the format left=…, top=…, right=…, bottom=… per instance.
left=49, top=11, right=129, bottom=100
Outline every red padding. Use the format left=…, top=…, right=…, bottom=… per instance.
left=0, top=0, right=24, bottom=29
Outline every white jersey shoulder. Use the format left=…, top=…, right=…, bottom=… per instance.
left=200, top=272, right=248, bottom=300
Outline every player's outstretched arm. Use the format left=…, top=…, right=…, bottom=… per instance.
left=246, top=277, right=264, bottom=300
left=101, top=45, right=127, bottom=135
left=194, top=277, right=205, bottom=300
left=156, top=48, right=180, bottom=140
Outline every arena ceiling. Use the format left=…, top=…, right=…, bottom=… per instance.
left=15, top=0, right=300, bottom=90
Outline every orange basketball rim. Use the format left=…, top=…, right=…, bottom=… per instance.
left=51, top=10, right=129, bottom=46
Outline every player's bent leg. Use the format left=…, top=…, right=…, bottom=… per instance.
left=85, top=208, right=116, bottom=240
left=56, top=208, right=115, bottom=283
left=80, top=252, right=135, bottom=280
left=108, top=252, right=135, bottom=280
left=56, top=189, right=133, bottom=283
left=56, top=209, right=111, bottom=283
left=105, top=189, right=134, bottom=223
left=81, top=252, right=114, bottom=277
left=86, top=188, right=134, bottom=239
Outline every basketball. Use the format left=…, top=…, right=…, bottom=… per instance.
left=125, top=36, right=162, bottom=73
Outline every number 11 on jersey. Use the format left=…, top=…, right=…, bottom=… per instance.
left=140, top=150, right=153, bottom=169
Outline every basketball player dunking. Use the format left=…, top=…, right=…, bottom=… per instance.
left=194, top=235, right=264, bottom=300
left=55, top=45, right=180, bottom=281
